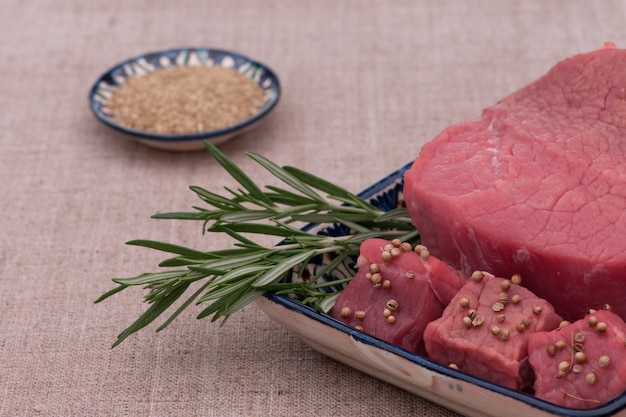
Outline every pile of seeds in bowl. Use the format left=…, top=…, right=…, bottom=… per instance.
left=108, top=65, right=265, bottom=135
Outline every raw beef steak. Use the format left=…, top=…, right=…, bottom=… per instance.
left=404, top=43, right=626, bottom=321
left=423, top=271, right=562, bottom=390
left=528, top=308, right=626, bottom=409
left=330, top=238, right=464, bottom=355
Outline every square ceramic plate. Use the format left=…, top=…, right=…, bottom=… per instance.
left=256, top=162, right=626, bottom=417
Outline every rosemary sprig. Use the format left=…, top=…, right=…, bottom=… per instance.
left=96, top=141, right=417, bottom=347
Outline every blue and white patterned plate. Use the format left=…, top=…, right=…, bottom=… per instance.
left=257, top=162, right=626, bottom=417
left=89, top=48, right=281, bottom=151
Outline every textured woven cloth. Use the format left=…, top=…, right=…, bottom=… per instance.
left=1, top=1, right=625, bottom=416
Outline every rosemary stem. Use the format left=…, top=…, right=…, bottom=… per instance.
left=96, top=142, right=417, bottom=347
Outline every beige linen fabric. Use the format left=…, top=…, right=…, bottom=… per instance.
left=1, top=1, right=625, bottom=416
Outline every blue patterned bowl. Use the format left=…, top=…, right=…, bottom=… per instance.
left=89, top=48, right=281, bottom=151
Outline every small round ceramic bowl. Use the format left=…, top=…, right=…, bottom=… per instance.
left=89, top=47, right=281, bottom=151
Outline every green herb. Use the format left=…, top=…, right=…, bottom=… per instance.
left=96, top=141, right=417, bottom=347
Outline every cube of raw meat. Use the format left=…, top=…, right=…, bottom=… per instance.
left=330, top=238, right=464, bottom=355
left=528, top=309, right=626, bottom=409
left=424, top=271, right=562, bottom=390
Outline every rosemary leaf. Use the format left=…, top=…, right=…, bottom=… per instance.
left=313, top=292, right=340, bottom=314
left=158, top=257, right=208, bottom=267
left=209, top=222, right=310, bottom=238
left=283, top=165, right=380, bottom=213
left=216, top=290, right=265, bottom=320
left=126, top=239, right=210, bottom=258
left=206, top=264, right=272, bottom=287
left=264, top=186, right=321, bottom=206
left=219, top=210, right=278, bottom=223
left=112, top=270, right=190, bottom=286
left=252, top=250, right=315, bottom=287
left=188, top=250, right=272, bottom=273
left=155, top=280, right=211, bottom=332
left=111, top=280, right=191, bottom=347
left=198, top=274, right=260, bottom=303
left=94, top=284, right=127, bottom=303
left=374, top=207, right=413, bottom=223
left=188, top=185, right=245, bottom=209
left=204, top=142, right=274, bottom=207
left=247, top=152, right=325, bottom=202
left=151, top=211, right=200, bottom=220
left=310, top=249, right=356, bottom=283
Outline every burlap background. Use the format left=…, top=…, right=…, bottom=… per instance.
left=2, top=1, right=625, bottom=416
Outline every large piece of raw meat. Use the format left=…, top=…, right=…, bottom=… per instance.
left=404, top=43, right=626, bottom=321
